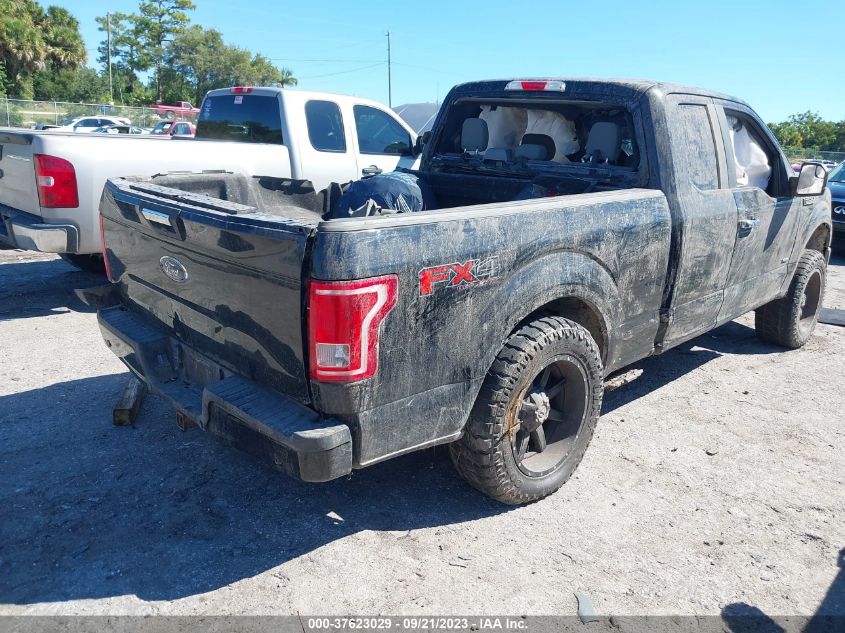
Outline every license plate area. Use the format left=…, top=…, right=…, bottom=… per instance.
left=173, top=341, right=227, bottom=388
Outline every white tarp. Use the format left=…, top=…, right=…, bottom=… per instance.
left=524, top=110, right=580, bottom=162
left=728, top=115, right=771, bottom=190
left=478, top=106, right=526, bottom=151
left=478, top=106, right=580, bottom=162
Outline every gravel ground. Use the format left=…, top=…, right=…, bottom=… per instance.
left=0, top=244, right=843, bottom=619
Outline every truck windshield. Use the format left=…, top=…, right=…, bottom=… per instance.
left=431, top=99, right=638, bottom=174
left=195, top=94, right=284, bottom=144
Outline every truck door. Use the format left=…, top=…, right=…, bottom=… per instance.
left=660, top=95, right=738, bottom=349
left=349, top=103, right=417, bottom=178
left=713, top=103, right=801, bottom=321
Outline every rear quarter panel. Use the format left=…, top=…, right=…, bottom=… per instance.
left=310, top=190, right=672, bottom=465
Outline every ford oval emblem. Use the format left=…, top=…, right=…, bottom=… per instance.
left=159, top=255, right=188, bottom=283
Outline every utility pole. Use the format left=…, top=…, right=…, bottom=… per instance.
left=386, top=31, right=392, bottom=108
left=106, top=13, right=114, bottom=104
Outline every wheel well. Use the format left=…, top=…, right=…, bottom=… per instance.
left=807, top=224, right=831, bottom=253
left=523, top=297, right=608, bottom=363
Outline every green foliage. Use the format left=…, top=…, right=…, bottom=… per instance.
left=97, top=2, right=295, bottom=106
left=33, top=66, right=109, bottom=102
left=162, top=25, right=296, bottom=104
left=0, top=0, right=87, bottom=98
left=768, top=111, right=844, bottom=154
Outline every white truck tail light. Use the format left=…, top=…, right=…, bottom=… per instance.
left=504, top=80, right=566, bottom=92
left=33, top=154, right=79, bottom=208
left=308, top=275, right=399, bottom=383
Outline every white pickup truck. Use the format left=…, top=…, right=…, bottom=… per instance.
left=0, top=87, right=419, bottom=271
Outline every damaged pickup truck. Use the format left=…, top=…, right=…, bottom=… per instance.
left=92, top=78, right=833, bottom=504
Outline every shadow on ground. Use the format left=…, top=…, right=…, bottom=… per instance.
left=722, top=549, right=845, bottom=631
left=0, top=257, right=102, bottom=320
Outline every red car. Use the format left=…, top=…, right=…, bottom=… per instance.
left=150, top=120, right=196, bottom=137
left=152, top=101, right=200, bottom=119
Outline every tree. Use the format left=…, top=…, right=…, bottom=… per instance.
left=33, top=67, right=109, bottom=103
left=162, top=25, right=296, bottom=104
left=0, top=0, right=86, bottom=98
left=96, top=0, right=194, bottom=103
left=768, top=111, right=842, bottom=153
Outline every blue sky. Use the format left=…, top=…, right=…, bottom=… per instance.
left=58, top=0, right=841, bottom=123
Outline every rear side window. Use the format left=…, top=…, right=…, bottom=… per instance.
left=353, top=105, right=411, bottom=155
left=196, top=94, right=284, bottom=144
left=673, top=104, right=720, bottom=190
left=305, top=100, right=346, bottom=152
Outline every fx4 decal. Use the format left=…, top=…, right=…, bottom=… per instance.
left=419, top=256, right=500, bottom=296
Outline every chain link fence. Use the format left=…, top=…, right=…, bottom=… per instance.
left=1, top=98, right=195, bottom=129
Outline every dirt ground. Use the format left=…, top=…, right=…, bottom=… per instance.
left=0, top=244, right=843, bottom=620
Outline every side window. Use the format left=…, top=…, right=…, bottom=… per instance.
left=79, top=119, right=99, bottom=128
left=305, top=100, right=346, bottom=152
left=353, top=105, right=411, bottom=155
left=723, top=109, right=777, bottom=195
left=674, top=104, right=720, bottom=191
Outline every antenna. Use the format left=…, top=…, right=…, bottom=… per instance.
left=386, top=31, right=392, bottom=108
left=107, top=12, right=114, bottom=104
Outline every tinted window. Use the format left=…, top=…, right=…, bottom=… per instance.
left=674, top=104, right=719, bottom=190
left=305, top=100, right=346, bottom=152
left=354, top=105, right=411, bottom=155
left=196, top=94, right=284, bottom=144
left=78, top=119, right=100, bottom=128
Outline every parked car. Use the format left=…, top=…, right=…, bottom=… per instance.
left=828, top=161, right=845, bottom=239
left=53, top=116, right=132, bottom=133
left=93, top=124, right=147, bottom=135
left=152, top=101, right=200, bottom=119
left=0, top=88, right=419, bottom=271
left=90, top=78, right=832, bottom=504
left=150, top=120, right=196, bottom=137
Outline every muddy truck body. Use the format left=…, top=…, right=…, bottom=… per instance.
left=91, top=78, right=832, bottom=504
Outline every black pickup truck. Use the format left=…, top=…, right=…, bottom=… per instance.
left=93, top=78, right=832, bottom=504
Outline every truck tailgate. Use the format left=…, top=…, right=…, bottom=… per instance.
left=100, top=178, right=318, bottom=404
left=0, top=131, right=40, bottom=216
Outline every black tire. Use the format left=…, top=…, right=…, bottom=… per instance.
left=755, top=249, right=826, bottom=349
left=59, top=253, right=106, bottom=275
left=449, top=316, right=604, bottom=505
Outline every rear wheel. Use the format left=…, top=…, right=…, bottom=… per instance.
left=755, top=249, right=826, bottom=349
left=449, top=316, right=604, bottom=505
left=164, top=110, right=175, bottom=120
left=59, top=253, right=106, bottom=275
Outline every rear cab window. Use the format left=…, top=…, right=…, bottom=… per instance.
left=429, top=95, right=642, bottom=190
left=196, top=94, right=284, bottom=144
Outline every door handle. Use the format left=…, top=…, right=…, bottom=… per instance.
left=362, top=165, right=382, bottom=177
left=738, top=218, right=759, bottom=237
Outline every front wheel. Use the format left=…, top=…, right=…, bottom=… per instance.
left=449, top=316, right=604, bottom=505
left=755, top=249, right=826, bottom=349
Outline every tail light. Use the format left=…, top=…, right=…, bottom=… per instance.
left=308, top=275, right=398, bottom=383
left=230, top=86, right=254, bottom=94
left=504, top=80, right=566, bottom=92
left=99, top=213, right=113, bottom=282
left=34, top=154, right=79, bottom=208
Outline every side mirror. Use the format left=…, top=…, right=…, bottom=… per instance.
left=791, top=161, right=828, bottom=197
left=413, top=130, right=432, bottom=156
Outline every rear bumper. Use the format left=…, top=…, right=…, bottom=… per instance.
left=96, top=303, right=353, bottom=483
left=0, top=206, right=78, bottom=253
